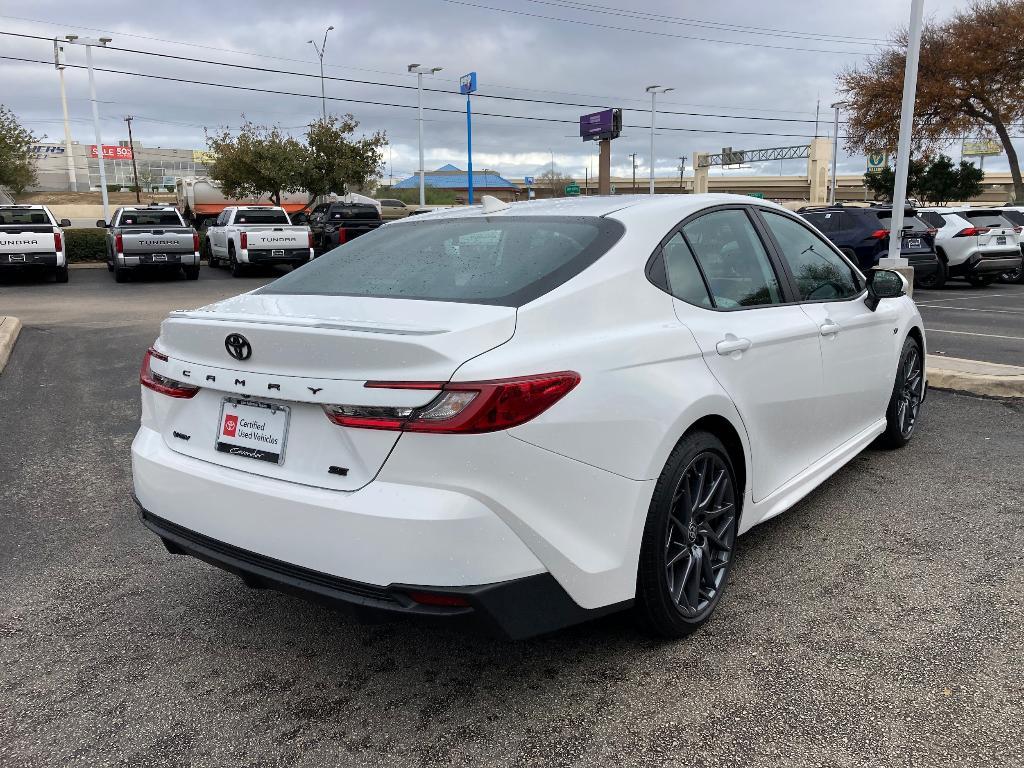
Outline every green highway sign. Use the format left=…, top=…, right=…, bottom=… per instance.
left=747, top=192, right=765, bottom=199
left=565, top=183, right=581, bottom=196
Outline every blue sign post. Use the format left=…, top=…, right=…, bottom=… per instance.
left=461, top=72, right=478, bottom=204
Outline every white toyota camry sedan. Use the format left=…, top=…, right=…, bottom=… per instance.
left=132, top=194, right=927, bottom=639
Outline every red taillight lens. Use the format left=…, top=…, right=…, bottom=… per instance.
left=926, top=228, right=938, bottom=236
left=115, top=233, right=123, bottom=254
left=336, top=228, right=348, bottom=246
left=323, top=372, right=581, bottom=434
left=140, top=347, right=199, bottom=398
left=192, top=232, right=200, bottom=252
left=307, top=231, right=314, bottom=248
left=405, top=591, right=471, bottom=608
left=869, top=229, right=890, bottom=240
left=240, top=231, right=247, bottom=249
left=54, top=231, right=62, bottom=251
left=954, top=226, right=990, bottom=237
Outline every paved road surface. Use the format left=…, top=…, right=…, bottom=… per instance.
left=915, top=282, right=1023, bottom=366
left=1, top=268, right=1022, bottom=767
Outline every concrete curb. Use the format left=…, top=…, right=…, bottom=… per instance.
left=927, top=354, right=1024, bottom=399
left=69, top=262, right=109, bottom=269
left=0, top=316, right=23, bottom=375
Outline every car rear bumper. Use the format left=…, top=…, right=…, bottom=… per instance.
left=960, top=250, right=1022, bottom=275
left=242, top=248, right=312, bottom=264
left=0, top=253, right=62, bottom=267
left=118, top=253, right=200, bottom=268
left=906, top=253, right=939, bottom=276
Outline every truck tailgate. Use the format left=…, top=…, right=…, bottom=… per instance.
left=245, top=227, right=309, bottom=249
left=121, top=228, right=195, bottom=253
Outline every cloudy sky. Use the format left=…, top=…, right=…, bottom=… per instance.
left=5, top=0, right=992, bottom=183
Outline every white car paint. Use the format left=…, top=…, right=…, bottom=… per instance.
left=0, top=204, right=68, bottom=267
left=206, top=206, right=313, bottom=265
left=917, top=206, right=1021, bottom=278
left=132, top=193, right=925, bottom=632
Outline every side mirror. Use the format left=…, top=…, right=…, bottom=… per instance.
left=865, top=269, right=906, bottom=311
left=59, top=218, right=72, bottom=227
left=96, top=219, right=108, bottom=228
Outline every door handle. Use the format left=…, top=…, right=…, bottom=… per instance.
left=819, top=319, right=841, bottom=336
left=716, top=336, right=752, bottom=355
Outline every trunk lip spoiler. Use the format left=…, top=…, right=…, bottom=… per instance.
left=166, top=310, right=445, bottom=336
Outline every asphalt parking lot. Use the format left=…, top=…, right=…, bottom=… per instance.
left=915, top=281, right=1024, bottom=366
left=1, top=268, right=1022, bottom=767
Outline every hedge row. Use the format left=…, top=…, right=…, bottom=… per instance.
left=65, top=229, right=108, bottom=263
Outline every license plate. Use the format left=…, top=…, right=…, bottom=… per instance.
left=271, top=249, right=285, bottom=257
left=152, top=253, right=167, bottom=262
left=215, top=398, right=290, bottom=464
left=906, top=238, right=921, bottom=248
left=9, top=254, right=26, bottom=262
left=997, top=235, right=1007, bottom=245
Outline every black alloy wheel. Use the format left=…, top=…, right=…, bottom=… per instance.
left=915, top=259, right=947, bottom=289
left=881, top=336, right=925, bottom=448
left=637, top=431, right=739, bottom=638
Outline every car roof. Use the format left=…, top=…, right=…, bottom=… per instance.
left=0, top=204, right=48, bottom=209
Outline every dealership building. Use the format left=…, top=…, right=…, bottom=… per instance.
left=29, top=141, right=212, bottom=192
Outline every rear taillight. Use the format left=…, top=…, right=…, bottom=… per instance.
left=240, top=231, right=248, bottom=249
left=307, top=231, right=314, bottom=248
left=954, top=227, right=990, bottom=237
left=926, top=228, right=938, bottom=236
left=192, top=232, right=200, bottom=252
left=140, top=347, right=199, bottom=398
left=1014, top=227, right=1022, bottom=234
left=323, top=372, right=580, bottom=434
left=870, top=229, right=889, bottom=239
left=336, top=228, right=348, bottom=246
left=115, top=233, right=123, bottom=254
left=54, top=231, right=62, bottom=252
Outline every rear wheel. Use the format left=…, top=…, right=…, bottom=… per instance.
left=229, top=245, right=245, bottom=277
left=966, top=274, right=995, bottom=287
left=880, top=336, right=924, bottom=448
left=204, top=239, right=217, bottom=268
left=183, top=265, right=200, bottom=281
left=636, top=431, right=739, bottom=639
left=114, top=264, right=130, bottom=283
left=915, top=257, right=946, bottom=289
left=54, top=266, right=69, bottom=283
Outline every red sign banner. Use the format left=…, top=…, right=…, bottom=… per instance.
left=89, top=144, right=134, bottom=160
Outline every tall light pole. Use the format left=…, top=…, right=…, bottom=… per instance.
left=53, top=39, right=78, bottom=192
left=64, top=34, right=112, bottom=222
left=829, top=101, right=847, bottom=205
left=646, top=85, right=674, bottom=194
left=124, top=116, right=141, bottom=203
left=460, top=72, right=478, bottom=204
left=408, top=64, right=442, bottom=208
left=883, top=0, right=925, bottom=270
left=308, top=26, right=334, bottom=121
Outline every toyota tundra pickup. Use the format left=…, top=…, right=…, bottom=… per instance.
left=101, top=205, right=200, bottom=283
left=0, top=204, right=71, bottom=283
left=203, top=206, right=313, bottom=277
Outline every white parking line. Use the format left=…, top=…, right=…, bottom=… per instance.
left=927, top=328, right=1024, bottom=341
left=915, top=292, right=1020, bottom=305
left=917, top=305, right=1024, bottom=316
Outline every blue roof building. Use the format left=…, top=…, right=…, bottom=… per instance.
left=392, top=164, right=520, bottom=201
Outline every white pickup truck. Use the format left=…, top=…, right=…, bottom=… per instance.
left=0, top=204, right=71, bottom=283
left=203, top=206, right=313, bottom=277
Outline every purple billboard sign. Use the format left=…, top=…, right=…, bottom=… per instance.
left=579, top=108, right=621, bottom=141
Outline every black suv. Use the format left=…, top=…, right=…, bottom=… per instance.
left=798, top=204, right=939, bottom=285
left=308, top=202, right=383, bottom=251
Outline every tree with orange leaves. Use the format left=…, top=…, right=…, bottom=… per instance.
left=838, top=0, right=1024, bottom=201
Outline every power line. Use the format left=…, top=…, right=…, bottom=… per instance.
left=434, top=0, right=880, bottom=55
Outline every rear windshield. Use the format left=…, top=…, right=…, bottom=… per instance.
left=876, top=211, right=929, bottom=232
left=962, top=211, right=1014, bottom=228
left=1001, top=209, right=1024, bottom=227
left=328, top=205, right=381, bottom=221
left=117, top=210, right=183, bottom=226
left=258, top=216, right=625, bottom=306
left=919, top=211, right=947, bottom=228
left=0, top=208, right=52, bottom=226
left=234, top=209, right=290, bottom=225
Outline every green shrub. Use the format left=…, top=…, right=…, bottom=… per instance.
left=65, top=228, right=107, bottom=262
left=378, top=186, right=459, bottom=205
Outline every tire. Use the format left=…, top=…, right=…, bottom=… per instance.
left=183, top=265, right=200, bottom=281
left=880, top=336, right=925, bottom=449
left=635, top=431, right=740, bottom=639
left=229, top=245, right=245, bottom=277
left=966, top=274, right=995, bottom=287
left=54, top=266, right=69, bottom=283
left=204, top=239, right=217, bottom=268
left=915, top=257, right=946, bottom=289
left=114, top=264, right=130, bottom=283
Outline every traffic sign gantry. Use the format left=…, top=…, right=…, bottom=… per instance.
left=565, top=183, right=581, bottom=196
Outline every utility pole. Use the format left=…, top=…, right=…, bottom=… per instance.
left=408, top=64, right=442, bottom=208
left=461, top=72, right=477, bottom=204
left=829, top=101, right=847, bottom=205
left=646, top=85, right=673, bottom=194
left=630, top=153, right=637, bottom=193
left=678, top=155, right=685, bottom=191
left=53, top=39, right=78, bottom=192
left=124, top=116, right=141, bottom=203
left=308, top=26, right=334, bottom=121
left=550, top=149, right=555, bottom=197
left=64, top=34, right=112, bottom=222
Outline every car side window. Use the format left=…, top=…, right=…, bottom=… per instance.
left=661, top=232, right=713, bottom=308
left=919, top=211, right=946, bottom=229
left=681, top=209, right=783, bottom=308
left=760, top=210, right=861, bottom=302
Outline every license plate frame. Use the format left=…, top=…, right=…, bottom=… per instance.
left=8, top=254, right=26, bottom=262
left=151, top=253, right=168, bottom=262
left=271, top=249, right=285, bottom=257
left=906, top=237, right=922, bottom=248
left=215, top=397, right=291, bottom=465
left=997, top=235, right=1007, bottom=245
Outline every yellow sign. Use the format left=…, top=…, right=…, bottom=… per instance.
left=192, top=149, right=216, bottom=164
left=962, top=138, right=1002, bottom=157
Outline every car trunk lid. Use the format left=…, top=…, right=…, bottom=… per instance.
left=120, top=228, right=195, bottom=254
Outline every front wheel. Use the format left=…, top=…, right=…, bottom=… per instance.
left=880, top=336, right=925, bottom=448
left=914, top=259, right=946, bottom=289
left=635, top=431, right=739, bottom=639
left=966, top=274, right=995, bottom=287
left=54, top=266, right=69, bottom=283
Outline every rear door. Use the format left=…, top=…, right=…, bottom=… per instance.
left=961, top=210, right=1019, bottom=249
left=756, top=209, right=895, bottom=449
left=668, top=206, right=826, bottom=502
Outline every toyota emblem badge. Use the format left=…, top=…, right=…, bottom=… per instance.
left=225, top=333, right=252, bottom=361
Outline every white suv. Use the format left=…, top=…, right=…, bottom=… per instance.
left=917, top=207, right=1022, bottom=287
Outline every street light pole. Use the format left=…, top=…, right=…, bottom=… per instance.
left=829, top=101, right=846, bottom=205
left=308, top=26, right=334, bottom=121
left=646, top=85, right=674, bottom=195
left=884, top=0, right=926, bottom=269
left=629, top=153, right=637, bottom=193
left=408, top=64, right=442, bottom=208
left=65, top=35, right=112, bottom=222
left=124, top=116, right=141, bottom=203
left=53, top=38, right=78, bottom=192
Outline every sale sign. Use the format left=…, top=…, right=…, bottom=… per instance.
left=89, top=145, right=133, bottom=160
